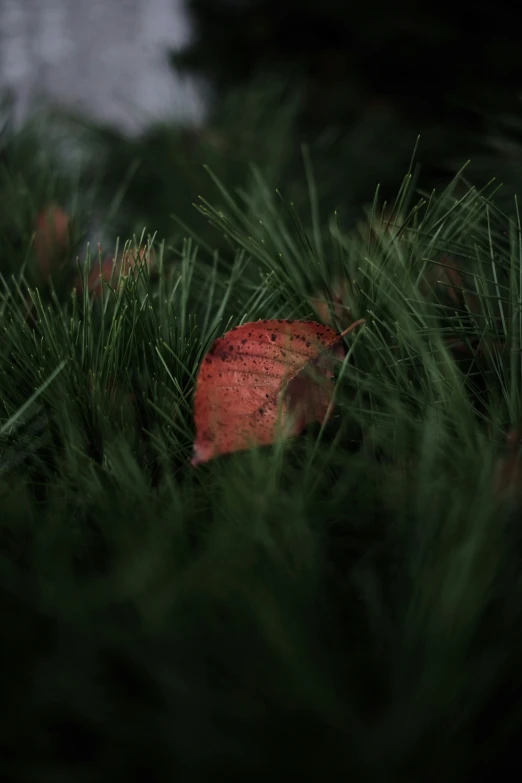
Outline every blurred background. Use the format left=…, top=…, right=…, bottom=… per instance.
left=0, top=0, right=205, bottom=131
left=2, top=0, right=522, bottom=274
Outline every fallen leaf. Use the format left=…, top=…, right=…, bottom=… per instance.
left=494, top=427, right=522, bottom=499
left=444, top=336, right=507, bottom=358
left=428, top=256, right=481, bottom=313
left=87, top=371, right=136, bottom=405
left=357, top=207, right=405, bottom=245
left=34, top=203, right=70, bottom=281
left=89, top=257, right=121, bottom=296
left=309, top=277, right=352, bottom=327
left=191, top=318, right=365, bottom=465
left=73, top=256, right=120, bottom=298
left=73, top=247, right=157, bottom=298
left=119, top=246, right=157, bottom=276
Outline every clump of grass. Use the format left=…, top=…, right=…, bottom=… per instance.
left=1, top=157, right=522, bottom=781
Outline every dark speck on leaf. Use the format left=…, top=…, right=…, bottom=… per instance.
left=205, top=357, right=212, bottom=364
left=229, top=344, right=234, bottom=351
left=241, top=339, right=247, bottom=344
left=305, top=341, right=311, bottom=348
left=271, top=334, right=277, bottom=341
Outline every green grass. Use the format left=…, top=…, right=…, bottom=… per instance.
left=1, top=149, right=522, bottom=781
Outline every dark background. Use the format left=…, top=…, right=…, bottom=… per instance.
left=89, top=0, right=522, bottom=248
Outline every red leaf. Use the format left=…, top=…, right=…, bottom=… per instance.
left=309, top=276, right=351, bottom=327
left=73, top=256, right=121, bottom=298
left=119, top=246, right=157, bottom=275
left=34, top=203, right=70, bottom=281
left=435, top=259, right=464, bottom=305
left=73, top=247, right=157, bottom=298
left=191, top=318, right=364, bottom=465
left=494, top=428, right=522, bottom=499
left=87, top=257, right=121, bottom=297
left=429, top=256, right=481, bottom=314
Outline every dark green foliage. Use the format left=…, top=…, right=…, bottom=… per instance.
left=172, top=0, right=522, bottom=215
left=0, top=92, right=106, bottom=302
left=3, top=64, right=522, bottom=780
left=2, top=136, right=522, bottom=778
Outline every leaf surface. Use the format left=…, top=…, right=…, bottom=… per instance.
left=192, top=318, right=364, bottom=465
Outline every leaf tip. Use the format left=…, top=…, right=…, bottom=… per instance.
left=191, top=440, right=213, bottom=467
